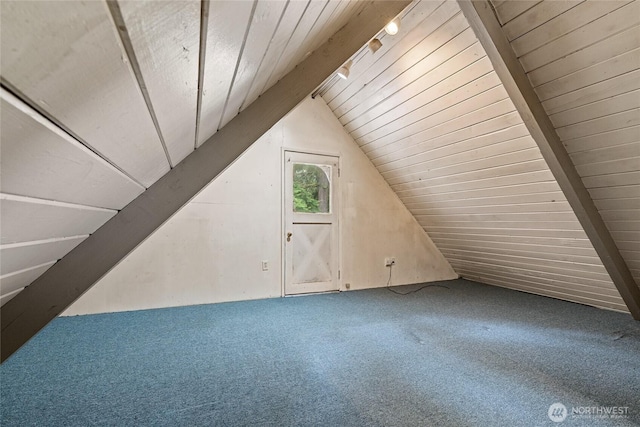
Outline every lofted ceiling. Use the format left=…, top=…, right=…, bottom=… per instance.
left=1, top=0, right=639, bottom=323
left=319, top=0, right=639, bottom=312
left=493, top=0, right=640, bottom=290
left=0, top=0, right=365, bottom=305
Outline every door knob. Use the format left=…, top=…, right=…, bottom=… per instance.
left=287, top=232, right=292, bottom=242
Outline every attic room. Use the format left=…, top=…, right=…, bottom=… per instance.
left=1, top=0, right=639, bottom=425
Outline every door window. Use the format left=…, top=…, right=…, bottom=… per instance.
left=292, top=163, right=331, bottom=214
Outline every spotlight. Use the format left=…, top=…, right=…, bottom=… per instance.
left=337, top=60, right=352, bottom=80
left=368, top=38, right=382, bottom=53
left=384, top=18, right=400, bottom=35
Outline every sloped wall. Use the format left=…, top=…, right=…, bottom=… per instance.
left=491, top=0, right=640, bottom=289
left=0, top=0, right=368, bottom=308
left=64, top=97, right=456, bottom=315
left=320, top=0, right=629, bottom=313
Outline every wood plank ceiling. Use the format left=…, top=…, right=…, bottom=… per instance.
left=1, top=0, right=638, bottom=315
left=0, top=0, right=365, bottom=306
left=320, top=0, right=639, bottom=312
left=490, top=0, right=640, bottom=291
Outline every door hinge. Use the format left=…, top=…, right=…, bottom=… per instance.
left=338, top=270, right=341, bottom=279
left=338, top=168, right=341, bottom=177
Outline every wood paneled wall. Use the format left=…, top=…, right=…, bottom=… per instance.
left=322, top=0, right=632, bottom=312
left=491, top=0, right=640, bottom=299
left=0, top=0, right=363, bottom=305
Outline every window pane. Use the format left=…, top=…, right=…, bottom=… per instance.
left=292, top=163, right=331, bottom=213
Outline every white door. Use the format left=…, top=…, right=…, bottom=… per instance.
left=284, top=151, right=339, bottom=295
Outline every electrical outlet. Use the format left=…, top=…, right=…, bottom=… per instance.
left=261, top=261, right=269, bottom=271
left=385, top=257, right=396, bottom=267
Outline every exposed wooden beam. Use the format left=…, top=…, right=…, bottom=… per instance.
left=457, top=0, right=640, bottom=319
left=1, top=0, right=412, bottom=362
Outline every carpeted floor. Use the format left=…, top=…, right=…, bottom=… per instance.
left=1, top=279, right=639, bottom=426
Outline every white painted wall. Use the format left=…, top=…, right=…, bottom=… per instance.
left=64, top=97, right=456, bottom=316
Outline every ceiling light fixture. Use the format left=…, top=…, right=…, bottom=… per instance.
left=368, top=38, right=383, bottom=53
left=337, top=60, right=352, bottom=80
left=384, top=18, right=400, bottom=35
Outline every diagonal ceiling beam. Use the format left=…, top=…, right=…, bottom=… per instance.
left=1, top=0, right=411, bottom=363
left=457, top=0, right=640, bottom=320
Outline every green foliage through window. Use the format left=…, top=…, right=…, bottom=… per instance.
left=293, top=163, right=330, bottom=213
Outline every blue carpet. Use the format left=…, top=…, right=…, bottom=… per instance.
left=1, top=279, right=639, bottom=426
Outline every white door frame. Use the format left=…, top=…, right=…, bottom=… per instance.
left=282, top=149, right=340, bottom=296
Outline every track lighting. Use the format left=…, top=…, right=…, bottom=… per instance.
left=384, top=18, right=400, bottom=35
left=368, top=38, right=382, bottom=53
left=337, top=60, right=352, bottom=80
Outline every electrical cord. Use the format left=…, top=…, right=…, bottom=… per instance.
left=386, top=264, right=450, bottom=295
left=387, top=284, right=450, bottom=295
